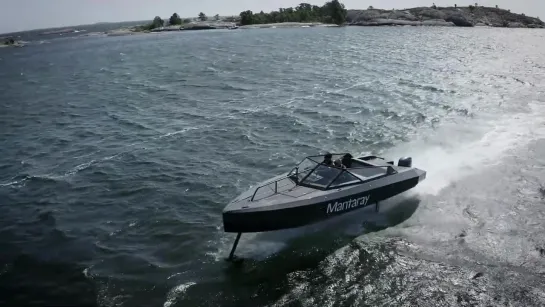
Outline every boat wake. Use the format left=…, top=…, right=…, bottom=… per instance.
left=386, top=101, right=545, bottom=196
left=207, top=96, right=545, bottom=263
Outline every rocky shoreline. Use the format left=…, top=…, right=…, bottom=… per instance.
left=134, top=6, right=543, bottom=33
left=1, top=37, right=25, bottom=48
left=346, top=6, right=544, bottom=28
left=99, top=21, right=338, bottom=36
left=238, top=22, right=339, bottom=29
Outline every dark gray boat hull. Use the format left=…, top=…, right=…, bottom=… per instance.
left=223, top=167, right=426, bottom=233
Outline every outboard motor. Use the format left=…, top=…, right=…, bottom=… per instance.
left=398, top=157, right=412, bottom=168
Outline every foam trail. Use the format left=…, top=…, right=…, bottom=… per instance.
left=163, top=282, right=196, bottom=307
left=387, top=102, right=545, bottom=196
left=0, top=178, right=26, bottom=187
left=208, top=100, right=545, bottom=262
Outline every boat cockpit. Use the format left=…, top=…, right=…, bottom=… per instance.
left=287, top=153, right=396, bottom=191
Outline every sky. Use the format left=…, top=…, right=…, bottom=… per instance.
left=1, top=0, right=544, bottom=34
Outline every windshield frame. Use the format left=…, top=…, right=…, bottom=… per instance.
left=288, top=155, right=366, bottom=190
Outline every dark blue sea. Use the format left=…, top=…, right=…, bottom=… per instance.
left=1, top=26, right=545, bottom=307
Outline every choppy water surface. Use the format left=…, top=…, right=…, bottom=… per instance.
left=1, top=27, right=545, bottom=307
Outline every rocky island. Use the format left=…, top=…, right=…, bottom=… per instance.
left=96, top=1, right=543, bottom=37
left=347, top=5, right=544, bottom=28
left=126, top=2, right=542, bottom=34
left=0, top=37, right=24, bottom=48
left=2, top=1, right=542, bottom=45
left=104, top=0, right=346, bottom=35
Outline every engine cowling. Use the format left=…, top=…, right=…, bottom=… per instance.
left=398, top=157, right=412, bottom=168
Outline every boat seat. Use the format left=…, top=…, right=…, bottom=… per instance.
left=348, top=159, right=389, bottom=179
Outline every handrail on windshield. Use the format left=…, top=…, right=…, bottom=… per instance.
left=250, top=175, right=293, bottom=202
left=250, top=165, right=299, bottom=202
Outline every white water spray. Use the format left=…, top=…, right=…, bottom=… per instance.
left=387, top=101, right=545, bottom=196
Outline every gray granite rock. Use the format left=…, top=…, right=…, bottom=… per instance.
left=347, top=6, right=544, bottom=28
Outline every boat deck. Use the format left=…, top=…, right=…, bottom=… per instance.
left=228, top=155, right=400, bottom=208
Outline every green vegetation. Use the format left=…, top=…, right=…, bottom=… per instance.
left=3, top=37, right=15, bottom=45
left=134, top=16, right=165, bottom=31
left=152, top=16, right=165, bottom=28
left=133, top=14, right=188, bottom=32
left=238, top=0, right=347, bottom=26
left=169, top=13, right=182, bottom=25
left=198, top=12, right=208, bottom=21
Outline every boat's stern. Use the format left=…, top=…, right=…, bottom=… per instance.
left=415, top=168, right=427, bottom=182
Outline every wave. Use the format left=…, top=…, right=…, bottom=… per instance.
left=3, top=26, right=545, bottom=307
left=159, top=126, right=207, bottom=138
left=398, top=79, right=449, bottom=93
left=182, top=82, right=253, bottom=92
left=0, top=122, right=216, bottom=189
left=269, top=236, right=545, bottom=307
left=0, top=174, right=63, bottom=188
left=107, top=112, right=157, bottom=132
left=0, top=151, right=128, bottom=188
left=164, top=282, right=196, bottom=307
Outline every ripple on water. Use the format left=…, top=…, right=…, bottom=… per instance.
left=1, top=26, right=545, bottom=307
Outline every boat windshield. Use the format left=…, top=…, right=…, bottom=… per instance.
left=288, top=156, right=364, bottom=189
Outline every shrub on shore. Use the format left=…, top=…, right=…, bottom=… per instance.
left=239, top=0, right=347, bottom=26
